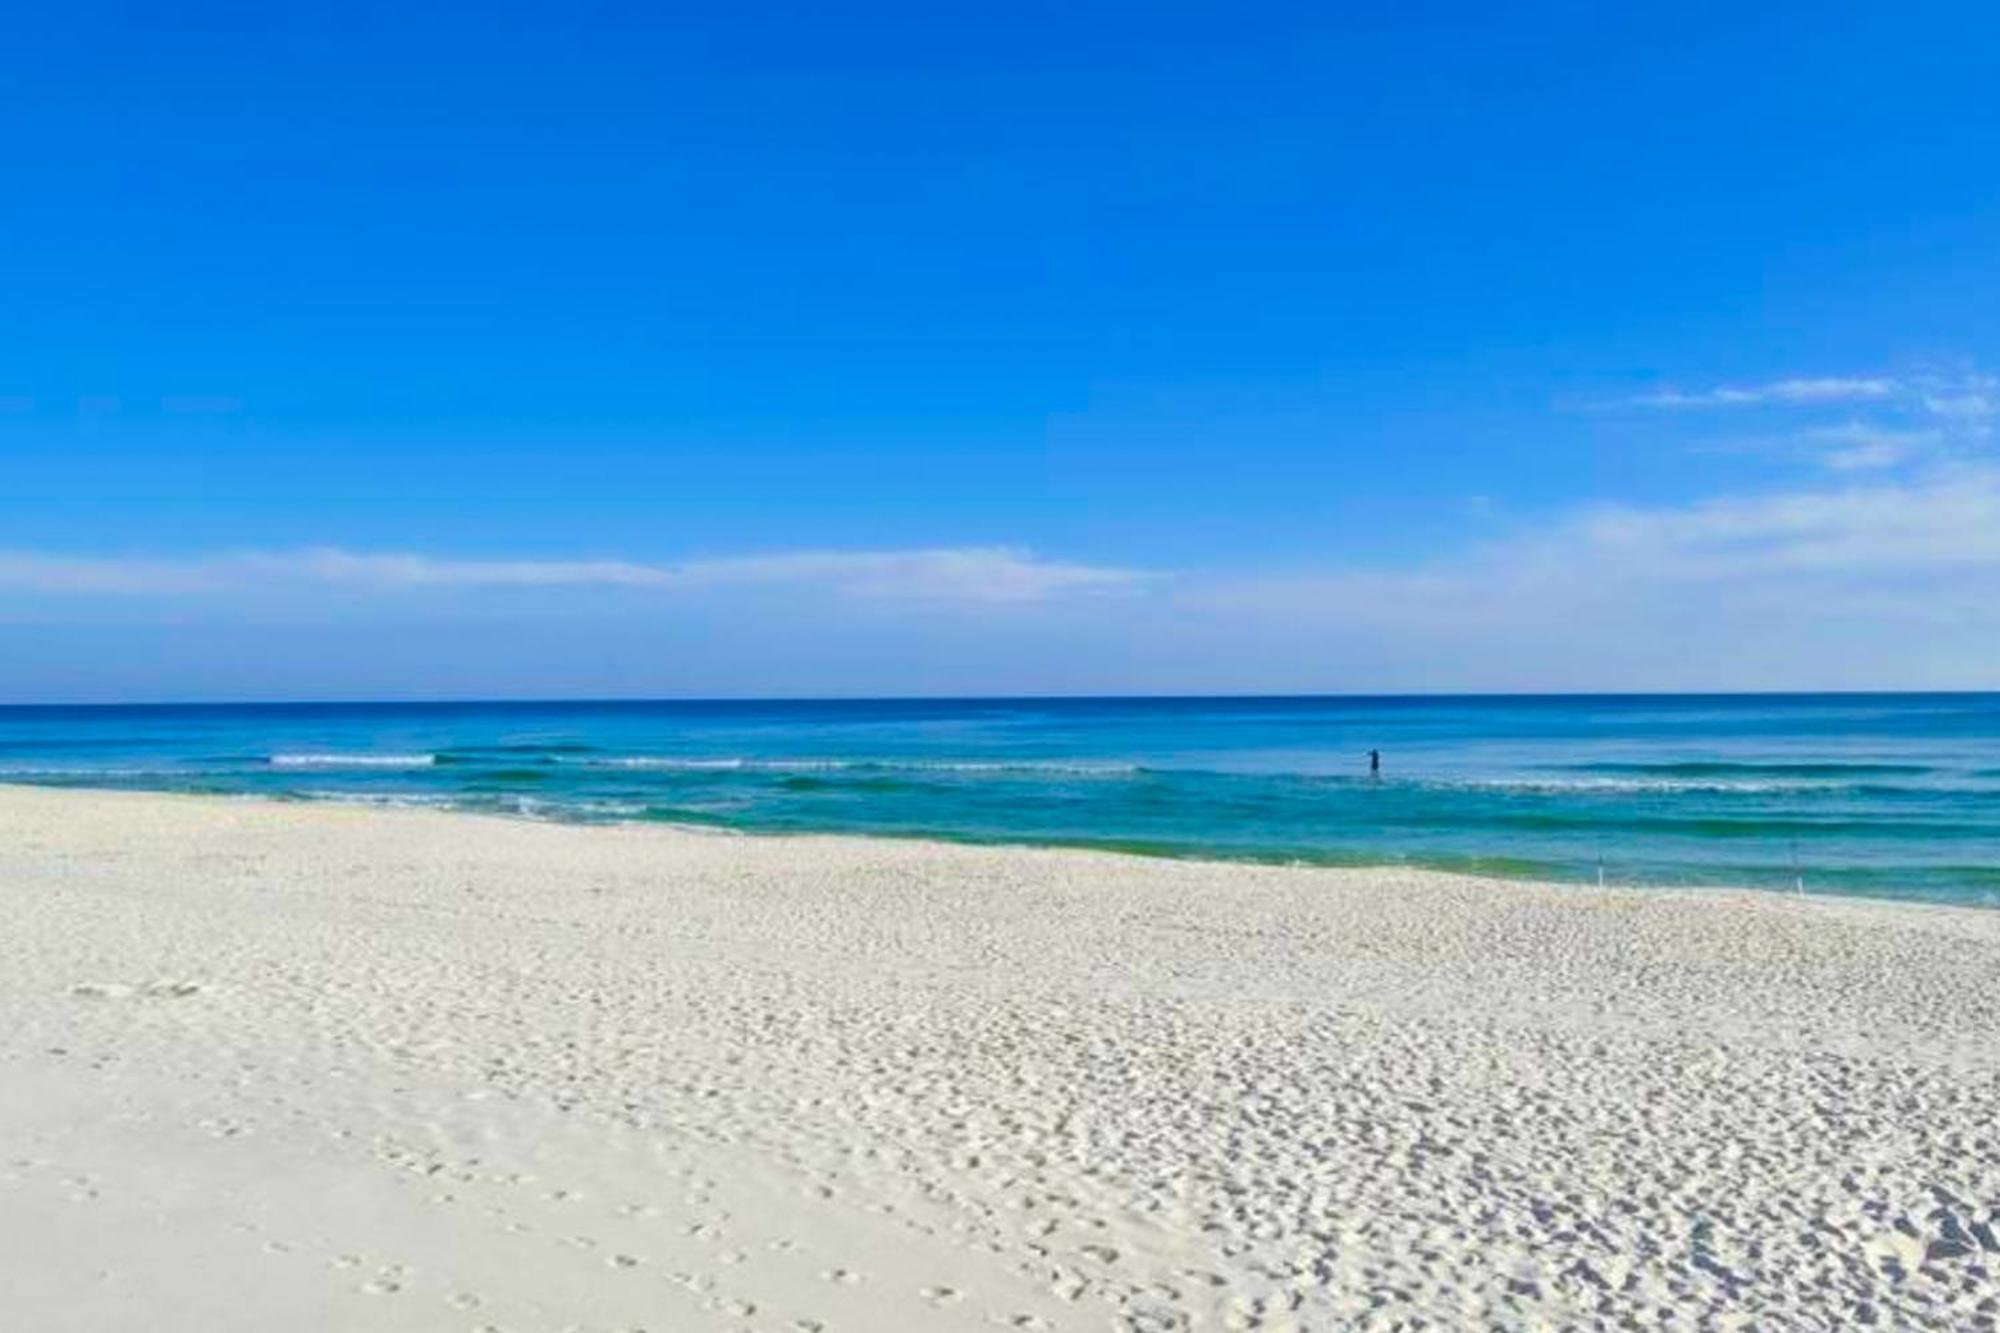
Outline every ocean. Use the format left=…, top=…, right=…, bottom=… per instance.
left=3, top=694, right=1997, bottom=906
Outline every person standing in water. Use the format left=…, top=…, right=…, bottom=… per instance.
left=1368, top=748, right=1381, bottom=777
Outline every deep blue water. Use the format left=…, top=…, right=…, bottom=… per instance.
left=3, top=695, right=1998, bottom=906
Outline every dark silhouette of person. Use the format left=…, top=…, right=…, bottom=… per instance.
left=1368, top=749, right=1381, bottom=777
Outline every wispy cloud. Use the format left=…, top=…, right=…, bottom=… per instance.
left=1229, top=453, right=2000, bottom=647
left=1171, top=462, right=2000, bottom=688
left=1551, top=466, right=2000, bottom=576
left=1628, top=377, right=1900, bottom=408
left=0, top=546, right=1150, bottom=604
left=1790, top=422, right=1942, bottom=472
left=1919, top=378, right=1998, bottom=424
left=7, top=471, right=2000, bottom=691
left=1626, top=370, right=1996, bottom=422
left=1620, top=368, right=1996, bottom=475
left=10, top=361, right=2000, bottom=693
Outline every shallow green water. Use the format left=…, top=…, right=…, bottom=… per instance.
left=4, top=694, right=1998, bottom=905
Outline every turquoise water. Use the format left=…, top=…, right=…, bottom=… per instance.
left=3, top=695, right=1998, bottom=906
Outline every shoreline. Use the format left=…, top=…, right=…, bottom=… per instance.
left=4, top=783, right=1997, bottom=1330
left=4, top=778, right=1991, bottom=919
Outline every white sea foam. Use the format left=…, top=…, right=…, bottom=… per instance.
left=892, top=759, right=1141, bottom=776
left=590, top=757, right=755, bottom=770
left=582, top=756, right=1140, bottom=777
left=296, top=790, right=462, bottom=809
left=1434, top=775, right=1841, bottom=795
left=494, top=795, right=650, bottom=820
left=269, top=753, right=438, bottom=769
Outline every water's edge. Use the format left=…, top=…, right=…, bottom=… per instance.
left=7, top=779, right=1993, bottom=918
left=4, top=695, right=1996, bottom=909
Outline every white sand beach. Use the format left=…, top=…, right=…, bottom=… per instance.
left=2, top=784, right=1996, bottom=1331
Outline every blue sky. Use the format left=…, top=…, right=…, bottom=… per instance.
left=3, top=3, right=1998, bottom=699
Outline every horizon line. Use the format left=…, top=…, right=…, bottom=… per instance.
left=4, top=688, right=1998, bottom=710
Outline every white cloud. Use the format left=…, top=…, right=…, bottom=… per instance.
left=1551, top=467, right=2000, bottom=575
left=1795, top=422, right=1941, bottom=471
left=1621, top=368, right=1996, bottom=475
left=1627, top=371, right=1995, bottom=418
left=1918, top=373, right=1997, bottom=427
left=1629, top=376, right=1900, bottom=408
left=8, top=416, right=2000, bottom=691
left=0, top=546, right=1149, bottom=605
left=663, top=549, right=1146, bottom=601
left=1166, top=464, right=2000, bottom=690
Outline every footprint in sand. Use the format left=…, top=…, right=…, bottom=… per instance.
left=359, top=1262, right=412, bottom=1295
left=71, top=981, right=204, bottom=1000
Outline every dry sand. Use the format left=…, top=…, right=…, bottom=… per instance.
left=1, top=784, right=1996, bottom=1331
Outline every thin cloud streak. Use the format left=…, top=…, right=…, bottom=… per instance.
left=1626, top=370, right=1995, bottom=419
left=1796, top=423, right=1941, bottom=472
left=0, top=546, right=1151, bottom=604
left=1620, top=368, right=1996, bottom=475
left=1628, top=377, right=1900, bottom=408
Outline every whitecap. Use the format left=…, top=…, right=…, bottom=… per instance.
left=269, top=752, right=438, bottom=769
left=579, top=755, right=1139, bottom=777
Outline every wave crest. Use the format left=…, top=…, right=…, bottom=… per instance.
left=269, top=752, right=438, bottom=769
left=580, top=756, right=1142, bottom=777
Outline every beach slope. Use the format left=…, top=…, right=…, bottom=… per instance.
left=1, top=785, right=1995, bottom=1330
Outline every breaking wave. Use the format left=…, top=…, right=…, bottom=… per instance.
left=269, top=752, right=439, bottom=769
